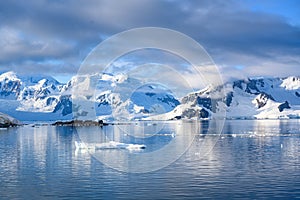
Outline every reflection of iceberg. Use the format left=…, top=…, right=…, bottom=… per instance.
left=75, top=141, right=146, bottom=151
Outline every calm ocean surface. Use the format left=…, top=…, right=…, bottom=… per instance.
left=0, top=120, right=299, bottom=199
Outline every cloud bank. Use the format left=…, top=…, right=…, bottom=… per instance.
left=0, top=0, right=299, bottom=82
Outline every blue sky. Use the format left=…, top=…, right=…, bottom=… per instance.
left=0, top=0, right=299, bottom=83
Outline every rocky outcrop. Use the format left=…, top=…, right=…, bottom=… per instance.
left=254, top=93, right=275, bottom=109
left=52, top=119, right=107, bottom=126
left=53, top=95, right=73, bottom=116
left=0, top=112, right=19, bottom=127
left=278, top=101, right=291, bottom=112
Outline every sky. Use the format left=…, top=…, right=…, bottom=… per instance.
left=0, top=0, right=300, bottom=83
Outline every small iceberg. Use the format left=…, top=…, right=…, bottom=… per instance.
left=75, top=141, right=146, bottom=151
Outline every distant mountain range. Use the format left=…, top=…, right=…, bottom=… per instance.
left=149, top=76, right=300, bottom=120
left=0, top=71, right=299, bottom=122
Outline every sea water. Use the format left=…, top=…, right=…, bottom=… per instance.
left=0, top=120, right=299, bottom=199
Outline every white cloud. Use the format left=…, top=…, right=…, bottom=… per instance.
left=0, top=0, right=299, bottom=79
left=0, top=27, right=76, bottom=63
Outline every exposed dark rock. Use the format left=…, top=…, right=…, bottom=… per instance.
left=255, top=93, right=275, bottom=108
left=179, top=108, right=210, bottom=119
left=53, top=95, right=72, bottom=116
left=35, top=88, right=51, bottom=100
left=0, top=79, right=21, bottom=99
left=145, top=92, right=155, bottom=97
left=140, top=108, right=150, bottom=113
left=0, top=122, right=17, bottom=128
left=197, top=97, right=212, bottom=110
left=97, top=94, right=109, bottom=106
left=226, top=92, right=234, bottom=107
left=245, top=79, right=260, bottom=95
left=46, top=97, right=58, bottom=106
left=52, top=120, right=109, bottom=126
left=0, top=113, right=19, bottom=127
left=278, top=101, right=291, bottom=112
left=98, top=120, right=109, bottom=126
left=233, top=79, right=264, bottom=95
left=199, top=109, right=209, bottom=118
left=172, top=116, right=182, bottom=120
left=296, top=91, right=300, bottom=97
left=233, top=80, right=243, bottom=90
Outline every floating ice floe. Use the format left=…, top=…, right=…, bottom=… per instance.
left=75, top=141, right=146, bottom=151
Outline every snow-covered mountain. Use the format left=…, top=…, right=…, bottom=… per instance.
left=227, top=77, right=300, bottom=119
left=0, top=71, right=299, bottom=122
left=149, top=77, right=300, bottom=120
left=0, top=71, right=22, bottom=100
left=0, top=71, right=70, bottom=121
left=71, top=73, right=180, bottom=121
left=0, top=71, right=179, bottom=121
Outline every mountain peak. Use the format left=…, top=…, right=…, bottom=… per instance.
left=0, top=71, right=19, bottom=81
left=0, top=71, right=299, bottom=121
left=281, top=76, right=300, bottom=90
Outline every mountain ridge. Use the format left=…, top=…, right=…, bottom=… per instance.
left=0, top=71, right=299, bottom=122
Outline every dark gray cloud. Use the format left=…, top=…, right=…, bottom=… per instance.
left=0, top=0, right=299, bottom=80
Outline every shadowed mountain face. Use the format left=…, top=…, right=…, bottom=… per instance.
left=0, top=71, right=299, bottom=121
